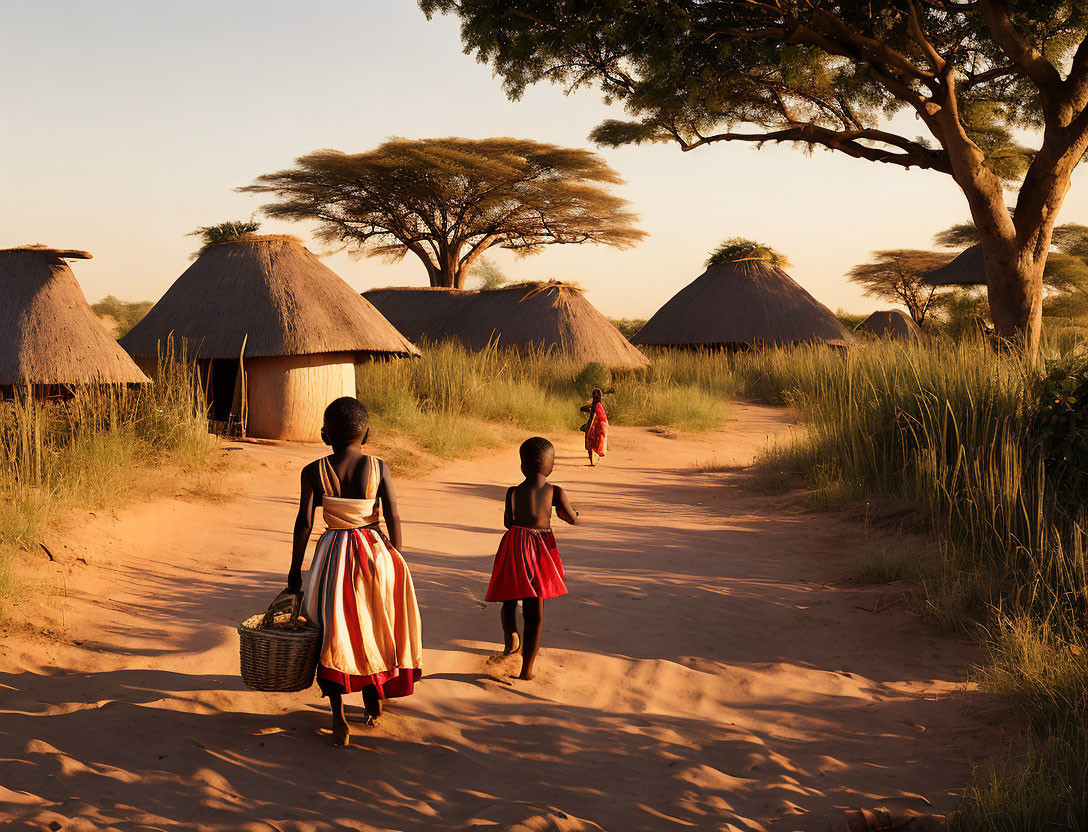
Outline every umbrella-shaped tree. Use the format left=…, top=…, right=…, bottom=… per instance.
left=240, top=137, right=646, bottom=289
left=847, top=250, right=954, bottom=327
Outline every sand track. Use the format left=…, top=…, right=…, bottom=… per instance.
left=0, top=405, right=999, bottom=831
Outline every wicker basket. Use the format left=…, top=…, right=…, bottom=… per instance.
left=238, top=592, right=321, bottom=692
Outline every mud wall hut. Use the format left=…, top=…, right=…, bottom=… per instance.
left=0, top=246, right=149, bottom=395
left=631, top=258, right=854, bottom=349
left=122, top=235, right=418, bottom=441
left=364, top=282, right=650, bottom=371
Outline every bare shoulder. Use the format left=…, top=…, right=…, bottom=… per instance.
left=300, top=459, right=323, bottom=493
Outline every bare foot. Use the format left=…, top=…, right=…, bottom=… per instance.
left=517, top=664, right=535, bottom=680
left=504, top=631, right=521, bottom=655
left=363, top=687, right=383, bottom=721
left=332, top=713, right=350, bottom=748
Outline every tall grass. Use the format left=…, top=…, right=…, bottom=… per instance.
left=355, top=340, right=731, bottom=467
left=0, top=344, right=217, bottom=604
left=725, top=336, right=1088, bottom=828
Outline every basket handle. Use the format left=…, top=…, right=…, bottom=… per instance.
left=260, top=589, right=304, bottom=628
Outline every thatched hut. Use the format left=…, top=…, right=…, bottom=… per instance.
left=924, top=244, right=985, bottom=286
left=0, top=246, right=149, bottom=394
left=364, top=281, right=650, bottom=370
left=122, top=235, right=418, bottom=441
left=631, top=258, right=854, bottom=349
left=856, top=309, right=923, bottom=339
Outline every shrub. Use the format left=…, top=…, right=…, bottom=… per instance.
left=575, top=362, right=613, bottom=397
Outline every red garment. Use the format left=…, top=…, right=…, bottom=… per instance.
left=485, top=525, right=568, bottom=601
left=317, top=664, right=422, bottom=698
left=585, top=401, right=608, bottom=457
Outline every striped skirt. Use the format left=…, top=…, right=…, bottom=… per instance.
left=303, top=526, right=423, bottom=698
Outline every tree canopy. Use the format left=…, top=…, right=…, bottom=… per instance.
left=240, top=137, right=646, bottom=289
left=847, top=249, right=953, bottom=326
left=470, top=256, right=510, bottom=290
left=706, top=238, right=790, bottom=268
left=92, top=296, right=154, bottom=338
left=422, top=0, right=1088, bottom=355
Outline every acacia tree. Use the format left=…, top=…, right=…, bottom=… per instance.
left=422, top=0, right=1088, bottom=357
left=240, top=137, right=645, bottom=288
left=847, top=250, right=953, bottom=326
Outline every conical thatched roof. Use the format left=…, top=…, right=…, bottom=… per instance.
left=122, top=235, right=419, bottom=360
left=364, top=281, right=650, bottom=370
left=924, top=244, right=986, bottom=286
left=856, top=309, right=923, bottom=339
left=0, top=247, right=150, bottom=385
left=631, top=259, right=854, bottom=348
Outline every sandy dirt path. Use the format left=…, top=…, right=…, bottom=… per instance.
left=0, top=405, right=998, bottom=832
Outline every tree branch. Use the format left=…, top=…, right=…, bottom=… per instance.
left=904, top=0, right=946, bottom=74
left=672, top=122, right=952, bottom=173
left=977, top=0, right=1063, bottom=91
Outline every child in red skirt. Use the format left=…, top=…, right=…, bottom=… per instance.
left=486, top=437, right=578, bottom=679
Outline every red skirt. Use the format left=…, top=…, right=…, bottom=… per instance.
left=485, top=526, right=568, bottom=601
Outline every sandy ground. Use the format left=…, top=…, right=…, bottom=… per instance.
left=0, top=405, right=1002, bottom=832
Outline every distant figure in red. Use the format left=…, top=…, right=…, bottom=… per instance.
left=580, top=388, right=608, bottom=466
left=485, top=437, right=578, bottom=680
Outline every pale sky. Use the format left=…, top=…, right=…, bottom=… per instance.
left=5, top=1, right=1088, bottom=319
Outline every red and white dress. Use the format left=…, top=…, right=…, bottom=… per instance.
left=586, top=402, right=608, bottom=457
left=303, top=456, right=423, bottom=699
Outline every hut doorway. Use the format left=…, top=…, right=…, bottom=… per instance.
left=202, top=358, right=241, bottom=423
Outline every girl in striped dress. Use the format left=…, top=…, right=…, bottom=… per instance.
left=285, top=397, right=423, bottom=747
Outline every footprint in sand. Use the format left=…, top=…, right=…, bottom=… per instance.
left=483, top=651, right=519, bottom=684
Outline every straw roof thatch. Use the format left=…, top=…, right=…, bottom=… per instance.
left=122, top=235, right=419, bottom=360
left=0, top=247, right=150, bottom=385
left=856, top=309, right=923, bottom=339
left=924, top=244, right=986, bottom=286
left=364, top=281, right=651, bottom=370
left=631, top=259, right=854, bottom=349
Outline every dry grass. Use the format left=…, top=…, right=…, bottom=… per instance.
left=354, top=340, right=731, bottom=475
left=0, top=343, right=221, bottom=608
left=849, top=538, right=929, bottom=585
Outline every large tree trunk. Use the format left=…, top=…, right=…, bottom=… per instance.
left=429, top=262, right=464, bottom=288
left=976, top=233, right=1045, bottom=356
left=429, top=243, right=464, bottom=288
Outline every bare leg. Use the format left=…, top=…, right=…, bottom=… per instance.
left=519, top=598, right=543, bottom=680
left=501, top=600, right=521, bottom=654
left=329, top=691, right=350, bottom=747
left=362, top=685, right=383, bottom=722
left=588, top=450, right=595, bottom=467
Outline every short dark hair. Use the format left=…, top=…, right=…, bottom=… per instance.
left=324, top=397, right=369, bottom=442
left=520, top=436, right=554, bottom=468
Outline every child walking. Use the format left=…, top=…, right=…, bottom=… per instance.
left=580, top=388, right=608, bottom=466
left=285, top=397, right=423, bottom=748
left=485, top=437, right=578, bottom=679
